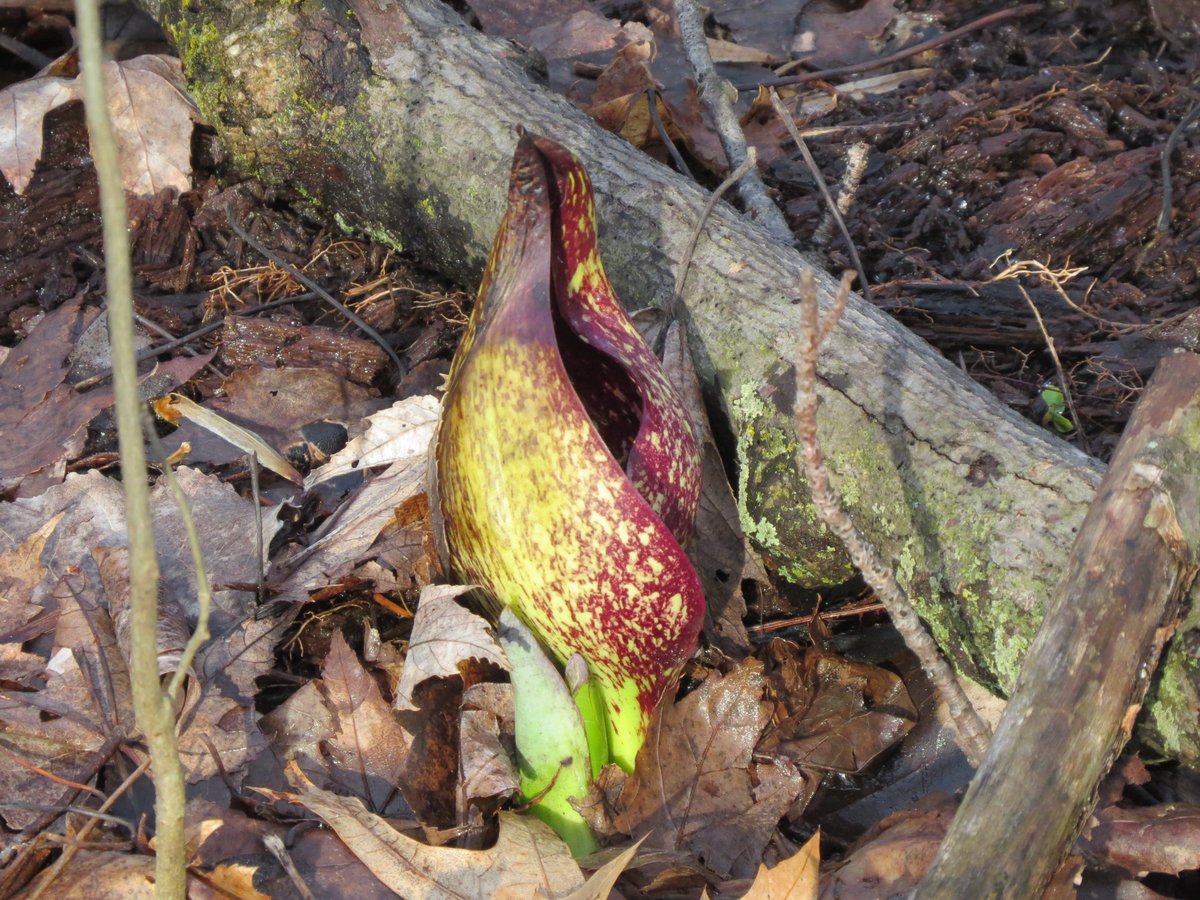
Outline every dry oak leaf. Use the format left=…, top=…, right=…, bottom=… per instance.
left=394, top=584, right=508, bottom=711
left=21, top=849, right=206, bottom=898
left=319, top=631, right=414, bottom=815
left=616, top=657, right=809, bottom=878
left=270, top=398, right=443, bottom=604
left=0, top=54, right=201, bottom=197
left=269, top=760, right=586, bottom=898
left=819, top=792, right=958, bottom=898
left=559, top=838, right=645, bottom=900
left=0, top=75, right=75, bottom=194
left=743, top=832, right=820, bottom=900
left=308, top=393, right=439, bottom=486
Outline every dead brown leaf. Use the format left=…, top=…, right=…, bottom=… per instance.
left=760, top=640, right=918, bottom=775
left=0, top=74, right=77, bottom=194
left=309, top=394, right=439, bottom=486
left=0, top=54, right=201, bottom=197
left=743, top=831, right=820, bottom=900
left=399, top=676, right=465, bottom=828
left=0, top=298, right=106, bottom=494
left=616, top=658, right=809, bottom=878
left=465, top=0, right=651, bottom=98
left=21, top=849, right=202, bottom=898
left=271, top=760, right=586, bottom=898
left=149, top=466, right=263, bottom=635
left=261, top=630, right=415, bottom=821
left=0, top=297, right=209, bottom=496
left=0, top=512, right=61, bottom=657
left=0, top=558, right=136, bottom=829
left=162, top=366, right=390, bottom=472
left=319, top=631, right=414, bottom=815
left=0, top=466, right=270, bottom=791
left=706, top=0, right=809, bottom=60
left=394, top=584, right=508, bottom=711
left=98, top=545, right=190, bottom=678
left=0, top=636, right=116, bottom=828
left=0, top=469, right=245, bottom=633
left=272, top=408, right=438, bottom=603
left=819, top=793, right=958, bottom=899
left=585, top=42, right=662, bottom=145
left=562, top=838, right=646, bottom=900
left=662, top=321, right=767, bottom=654
left=184, top=797, right=278, bottom=899
left=196, top=613, right=285, bottom=706
left=261, top=679, right=335, bottom=769
left=574, top=762, right=629, bottom=843
left=0, top=544, right=264, bottom=795
left=104, top=55, right=200, bottom=196
left=459, top=682, right=519, bottom=816
left=794, top=0, right=899, bottom=68
left=285, top=825, right=398, bottom=900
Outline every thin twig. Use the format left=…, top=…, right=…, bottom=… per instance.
left=647, top=86, right=692, bottom=178
left=226, top=212, right=405, bottom=375
left=1158, top=98, right=1200, bottom=233
left=768, top=88, right=872, bottom=302
left=813, top=142, right=868, bottom=247
left=73, top=293, right=318, bottom=390
left=141, top=423, right=214, bottom=707
left=263, top=833, right=317, bottom=900
left=0, top=744, right=109, bottom=804
left=673, top=0, right=793, bottom=243
left=986, top=254, right=1090, bottom=449
left=674, top=149, right=760, bottom=307
left=134, top=312, right=226, bottom=382
left=249, top=451, right=265, bottom=604
left=743, top=4, right=1043, bottom=91
left=26, top=757, right=154, bottom=900
left=75, top=1, right=186, bottom=895
left=984, top=256, right=1139, bottom=333
left=794, top=270, right=991, bottom=767
left=0, top=803, right=135, bottom=833
left=0, top=33, right=52, bottom=69
left=746, top=599, right=887, bottom=635
left=1014, top=283, right=1088, bottom=454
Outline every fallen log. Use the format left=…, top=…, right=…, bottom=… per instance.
left=918, top=350, right=1200, bottom=898
left=137, top=0, right=1200, bottom=760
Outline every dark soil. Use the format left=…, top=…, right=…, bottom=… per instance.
left=759, top=0, right=1199, bottom=459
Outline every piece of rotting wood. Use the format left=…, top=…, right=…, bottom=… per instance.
left=917, top=351, right=1200, bottom=899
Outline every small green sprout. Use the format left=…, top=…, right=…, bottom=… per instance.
left=1037, top=383, right=1075, bottom=434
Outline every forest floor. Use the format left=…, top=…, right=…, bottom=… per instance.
left=1, top=1, right=1198, bottom=897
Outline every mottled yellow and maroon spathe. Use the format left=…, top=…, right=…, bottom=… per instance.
left=436, top=132, right=705, bottom=770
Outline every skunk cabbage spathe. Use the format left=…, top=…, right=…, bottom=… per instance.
left=436, top=132, right=705, bottom=770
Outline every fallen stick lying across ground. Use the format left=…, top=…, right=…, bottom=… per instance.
left=920, top=350, right=1200, bottom=898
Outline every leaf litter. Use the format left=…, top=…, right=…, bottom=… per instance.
left=3, top=1, right=1200, bottom=897
left=0, top=54, right=200, bottom=197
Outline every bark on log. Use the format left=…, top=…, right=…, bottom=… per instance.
left=137, top=0, right=1200, bottom=760
left=918, top=351, right=1200, bottom=898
